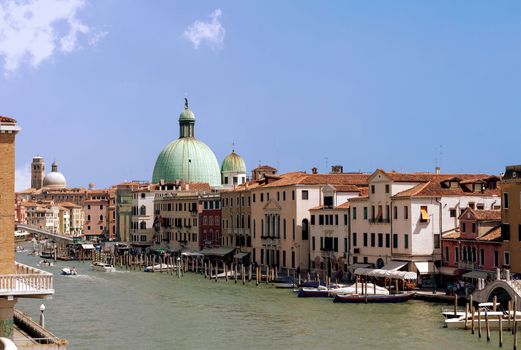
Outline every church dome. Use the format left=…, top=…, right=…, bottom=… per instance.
left=43, top=162, right=67, bottom=188
left=221, top=151, right=246, bottom=173
left=152, top=99, right=221, bottom=187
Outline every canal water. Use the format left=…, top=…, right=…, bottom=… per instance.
left=15, top=252, right=514, bottom=350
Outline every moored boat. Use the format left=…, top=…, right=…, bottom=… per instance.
left=91, top=262, right=116, bottom=272
left=38, top=259, right=53, bottom=267
left=144, top=263, right=175, bottom=272
left=272, top=276, right=296, bottom=289
left=333, top=292, right=415, bottom=303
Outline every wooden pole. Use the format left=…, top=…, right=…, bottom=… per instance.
left=234, top=263, right=238, bottom=284
left=465, top=303, right=469, bottom=330
left=478, top=307, right=482, bottom=338
left=486, top=310, right=490, bottom=342
left=454, top=294, right=458, bottom=317
left=514, top=297, right=518, bottom=335
left=355, top=276, right=358, bottom=294
left=242, top=265, right=245, bottom=285
left=471, top=306, right=475, bottom=334
left=499, top=314, right=503, bottom=347
left=494, top=296, right=497, bottom=311
left=514, top=320, right=518, bottom=350
left=256, top=266, right=259, bottom=286
left=509, top=300, right=513, bottom=331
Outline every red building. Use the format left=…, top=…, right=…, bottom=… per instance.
left=199, top=194, right=221, bottom=249
left=441, top=208, right=502, bottom=276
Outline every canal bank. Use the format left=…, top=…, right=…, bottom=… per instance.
left=14, top=252, right=517, bottom=350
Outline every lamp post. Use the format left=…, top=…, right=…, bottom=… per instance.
left=39, top=304, right=45, bottom=328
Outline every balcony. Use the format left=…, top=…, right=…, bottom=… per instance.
left=457, top=261, right=477, bottom=270
left=0, top=262, right=54, bottom=298
left=369, top=218, right=390, bottom=224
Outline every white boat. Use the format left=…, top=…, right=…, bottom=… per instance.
left=443, top=302, right=519, bottom=329
left=91, top=262, right=116, bottom=272
left=210, top=270, right=239, bottom=279
left=61, top=267, right=77, bottom=276
left=15, top=246, right=27, bottom=253
left=144, top=263, right=175, bottom=272
left=38, top=260, right=53, bottom=267
left=331, top=282, right=390, bottom=296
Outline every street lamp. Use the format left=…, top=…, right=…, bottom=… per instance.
left=39, top=304, right=45, bottom=328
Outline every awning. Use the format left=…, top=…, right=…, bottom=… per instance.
left=462, top=270, right=490, bottom=280
left=181, top=252, right=204, bottom=257
left=234, top=252, right=249, bottom=259
left=81, top=244, right=95, bottom=249
left=354, top=268, right=417, bottom=280
left=421, top=207, right=429, bottom=221
left=200, top=247, right=235, bottom=257
left=439, top=266, right=461, bottom=276
left=414, top=261, right=438, bottom=275
left=381, top=261, right=408, bottom=271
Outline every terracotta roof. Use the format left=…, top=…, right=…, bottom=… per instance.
left=478, top=226, right=502, bottom=242
left=253, top=165, right=277, bottom=171
left=442, top=231, right=461, bottom=239
left=473, top=209, right=501, bottom=221
left=186, top=182, right=211, bottom=192
left=0, top=116, right=16, bottom=124
left=262, top=172, right=369, bottom=188
left=60, top=202, right=81, bottom=208
left=337, top=201, right=350, bottom=209
left=334, top=185, right=364, bottom=192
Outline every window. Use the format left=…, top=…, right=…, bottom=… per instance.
left=363, top=207, right=368, bottom=220
left=502, top=223, right=511, bottom=241
left=352, top=207, right=357, bottom=220
left=504, top=192, right=509, bottom=209
left=455, top=247, right=459, bottom=262
left=335, top=215, right=338, bottom=225
left=371, top=185, right=375, bottom=194
left=277, top=192, right=280, bottom=201
left=480, top=249, right=485, bottom=266
left=404, top=206, right=409, bottom=220
left=302, top=190, right=309, bottom=200
left=283, top=191, right=286, bottom=201
left=310, top=215, right=315, bottom=225
left=444, top=246, right=449, bottom=262
left=505, top=251, right=511, bottom=266
left=385, top=184, right=390, bottom=193
left=477, top=203, right=484, bottom=210
left=283, top=219, right=286, bottom=239
left=377, top=233, right=383, bottom=247
left=352, top=233, right=357, bottom=247
left=292, top=191, right=295, bottom=200
left=344, top=238, right=348, bottom=253
left=472, top=223, right=476, bottom=234
left=253, top=194, right=256, bottom=203
left=393, top=206, right=397, bottom=220
left=393, top=234, right=398, bottom=249
left=224, top=177, right=229, bottom=184
left=261, top=193, right=264, bottom=202
left=292, top=219, right=295, bottom=240
left=370, top=233, right=375, bottom=247
left=312, top=237, right=315, bottom=251
left=363, top=233, right=368, bottom=247
left=291, top=251, right=295, bottom=268
left=449, top=209, right=456, bottom=218
left=333, top=238, right=338, bottom=252
left=319, top=215, right=324, bottom=225
left=344, top=214, right=348, bottom=225
left=434, top=234, right=440, bottom=249
left=494, top=250, right=499, bottom=267
left=404, top=234, right=409, bottom=249
left=385, top=234, right=390, bottom=248
left=324, top=196, right=333, bottom=207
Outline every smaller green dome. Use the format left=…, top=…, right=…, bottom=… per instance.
left=179, top=97, right=195, bottom=121
left=221, top=151, right=246, bottom=173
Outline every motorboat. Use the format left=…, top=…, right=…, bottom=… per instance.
left=297, top=284, right=349, bottom=298
left=38, top=260, right=53, bottom=267
left=91, top=262, right=116, bottom=272
left=443, top=302, right=519, bottom=329
left=329, top=282, right=390, bottom=296
left=61, top=267, right=77, bottom=276
left=333, top=292, right=416, bottom=303
left=15, top=246, right=27, bottom=253
left=144, top=263, right=175, bottom=272
left=209, top=270, right=239, bottom=279
left=272, top=276, right=296, bottom=289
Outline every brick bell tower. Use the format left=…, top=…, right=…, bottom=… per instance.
left=31, top=156, right=45, bottom=190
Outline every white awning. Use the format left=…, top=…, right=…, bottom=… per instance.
left=181, top=252, right=204, bottom=257
left=234, top=252, right=249, bottom=259
left=354, top=267, right=417, bottom=280
left=381, top=261, right=408, bottom=271
left=200, top=247, right=235, bottom=257
left=345, top=263, right=371, bottom=270
left=462, top=270, right=490, bottom=280
left=81, top=244, right=95, bottom=249
left=414, top=262, right=438, bottom=275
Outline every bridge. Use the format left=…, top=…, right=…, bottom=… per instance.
left=16, top=224, right=74, bottom=244
left=472, top=278, right=521, bottom=309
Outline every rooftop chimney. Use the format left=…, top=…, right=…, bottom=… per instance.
left=311, top=167, right=318, bottom=174
left=331, top=165, right=343, bottom=174
left=435, top=167, right=441, bottom=175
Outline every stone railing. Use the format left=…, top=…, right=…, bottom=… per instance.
left=0, top=262, right=54, bottom=297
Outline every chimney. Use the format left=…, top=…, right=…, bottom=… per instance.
left=88, top=183, right=94, bottom=190
left=435, top=167, right=441, bottom=175
left=331, top=165, right=343, bottom=174
left=312, top=167, right=318, bottom=174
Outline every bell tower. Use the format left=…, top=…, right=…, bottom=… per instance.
left=31, top=156, right=45, bottom=190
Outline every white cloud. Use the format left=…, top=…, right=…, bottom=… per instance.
left=15, top=163, right=31, bottom=192
left=184, top=9, right=225, bottom=49
left=0, top=0, right=106, bottom=75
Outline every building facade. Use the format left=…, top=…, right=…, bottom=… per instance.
left=500, top=165, right=521, bottom=273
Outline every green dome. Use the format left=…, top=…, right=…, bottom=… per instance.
left=152, top=138, right=221, bottom=186
left=179, top=108, right=195, bottom=122
left=221, top=151, right=246, bottom=173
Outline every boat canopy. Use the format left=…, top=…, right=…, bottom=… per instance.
left=81, top=244, right=95, bottom=250
left=233, top=252, right=248, bottom=259
left=354, top=268, right=417, bottom=280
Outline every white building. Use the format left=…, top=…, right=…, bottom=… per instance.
left=349, top=169, right=501, bottom=276
left=130, top=185, right=156, bottom=249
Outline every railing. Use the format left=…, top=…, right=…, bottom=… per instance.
left=0, top=262, right=54, bottom=297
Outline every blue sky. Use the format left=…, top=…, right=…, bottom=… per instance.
left=1, top=0, right=520, bottom=190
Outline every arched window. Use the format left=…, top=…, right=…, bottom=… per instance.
left=140, top=221, right=146, bottom=230
left=100, top=215, right=104, bottom=221
left=87, top=215, right=91, bottom=221
left=302, top=219, right=309, bottom=240
left=140, top=205, right=146, bottom=216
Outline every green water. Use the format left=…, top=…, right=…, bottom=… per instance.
left=15, top=253, right=513, bottom=350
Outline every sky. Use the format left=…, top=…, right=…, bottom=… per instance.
left=1, top=0, right=520, bottom=191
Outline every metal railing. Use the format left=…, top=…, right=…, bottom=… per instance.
left=0, top=262, right=54, bottom=296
